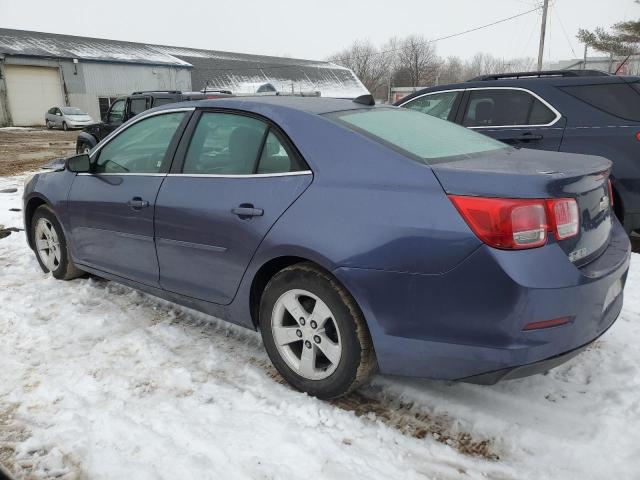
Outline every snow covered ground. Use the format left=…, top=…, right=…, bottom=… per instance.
left=1, top=172, right=639, bottom=480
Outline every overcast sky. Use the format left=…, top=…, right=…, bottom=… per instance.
left=0, top=0, right=637, bottom=62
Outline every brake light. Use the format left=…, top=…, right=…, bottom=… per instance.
left=608, top=179, right=614, bottom=207
left=546, top=198, right=579, bottom=240
left=449, top=196, right=547, bottom=249
left=449, top=196, right=580, bottom=250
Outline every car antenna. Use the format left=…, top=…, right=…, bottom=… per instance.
left=352, top=94, right=375, bottom=106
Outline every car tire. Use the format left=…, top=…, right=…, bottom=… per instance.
left=260, top=262, right=377, bottom=399
left=31, top=205, right=83, bottom=280
left=46, top=121, right=52, bottom=130
left=76, top=141, right=91, bottom=155
left=62, top=122, right=68, bottom=131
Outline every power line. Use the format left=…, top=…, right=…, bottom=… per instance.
left=200, top=6, right=544, bottom=72
left=552, top=4, right=577, bottom=57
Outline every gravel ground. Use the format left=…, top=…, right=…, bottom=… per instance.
left=0, top=128, right=76, bottom=176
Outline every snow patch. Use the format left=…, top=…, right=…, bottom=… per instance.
left=1, top=173, right=639, bottom=479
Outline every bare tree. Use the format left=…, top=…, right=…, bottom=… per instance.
left=327, top=39, right=393, bottom=97
left=438, top=56, right=464, bottom=84
left=395, top=34, right=439, bottom=87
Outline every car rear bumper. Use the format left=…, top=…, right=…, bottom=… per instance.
left=333, top=219, right=631, bottom=381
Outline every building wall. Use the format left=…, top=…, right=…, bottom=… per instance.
left=76, top=62, right=191, bottom=120
left=0, top=56, right=191, bottom=125
left=0, top=60, right=9, bottom=126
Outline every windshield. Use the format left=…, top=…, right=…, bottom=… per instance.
left=61, top=107, right=86, bottom=115
left=327, top=107, right=508, bottom=163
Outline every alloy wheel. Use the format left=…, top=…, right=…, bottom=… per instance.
left=271, top=289, right=342, bottom=380
left=34, top=217, right=61, bottom=272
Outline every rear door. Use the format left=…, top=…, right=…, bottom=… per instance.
left=67, top=109, right=191, bottom=286
left=154, top=110, right=312, bottom=304
left=458, top=87, right=566, bottom=151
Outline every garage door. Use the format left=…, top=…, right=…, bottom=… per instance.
left=4, top=65, right=65, bottom=126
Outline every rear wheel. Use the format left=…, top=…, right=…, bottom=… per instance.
left=31, top=205, right=83, bottom=280
left=46, top=120, right=52, bottom=130
left=260, top=262, right=376, bottom=399
left=62, top=122, right=68, bottom=131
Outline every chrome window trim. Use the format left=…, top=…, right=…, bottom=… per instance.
left=397, top=88, right=464, bottom=108
left=85, top=107, right=313, bottom=179
left=398, top=86, right=562, bottom=129
left=465, top=87, right=561, bottom=129
left=77, top=172, right=167, bottom=177
left=77, top=170, right=313, bottom=178
left=88, top=107, right=196, bottom=160
left=167, top=170, right=313, bottom=178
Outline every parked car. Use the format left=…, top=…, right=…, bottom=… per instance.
left=76, top=90, right=231, bottom=153
left=24, top=96, right=630, bottom=398
left=395, top=70, right=640, bottom=234
left=45, top=106, right=94, bottom=131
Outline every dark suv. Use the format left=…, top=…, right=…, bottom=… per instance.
left=76, top=90, right=231, bottom=153
left=396, top=70, right=640, bottom=233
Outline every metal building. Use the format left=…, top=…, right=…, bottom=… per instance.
left=0, top=28, right=367, bottom=127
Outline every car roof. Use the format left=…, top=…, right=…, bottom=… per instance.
left=398, top=73, right=640, bottom=104
left=156, top=96, right=379, bottom=115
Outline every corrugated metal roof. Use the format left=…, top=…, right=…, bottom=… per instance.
left=0, top=28, right=191, bottom=66
left=0, top=28, right=368, bottom=97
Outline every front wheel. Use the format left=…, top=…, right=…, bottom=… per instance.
left=77, top=142, right=91, bottom=155
left=260, top=262, right=376, bottom=399
left=31, top=205, right=83, bottom=280
left=62, top=122, right=68, bottom=131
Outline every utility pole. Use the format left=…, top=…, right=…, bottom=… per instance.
left=537, top=0, right=549, bottom=71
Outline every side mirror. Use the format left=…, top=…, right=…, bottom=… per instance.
left=66, top=154, right=91, bottom=173
left=56, top=112, right=62, bottom=116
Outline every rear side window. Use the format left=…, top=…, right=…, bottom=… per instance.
left=462, top=89, right=557, bottom=127
left=560, top=83, right=640, bottom=122
left=328, top=108, right=507, bottom=163
left=402, top=91, right=460, bottom=121
left=153, top=97, right=175, bottom=107
left=182, top=112, right=305, bottom=175
left=129, top=97, right=150, bottom=117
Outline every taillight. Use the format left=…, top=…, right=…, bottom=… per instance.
left=449, top=196, right=547, bottom=249
left=546, top=198, right=579, bottom=240
left=449, top=195, right=579, bottom=250
left=608, top=179, right=614, bottom=207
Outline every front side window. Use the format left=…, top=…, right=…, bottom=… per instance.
left=462, top=89, right=556, bottom=127
left=107, top=99, right=125, bottom=125
left=328, top=107, right=507, bottom=163
left=94, top=112, right=186, bottom=174
left=182, top=112, right=305, bottom=175
left=403, top=91, right=460, bottom=121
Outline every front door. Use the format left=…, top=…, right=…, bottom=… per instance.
left=154, top=110, right=312, bottom=304
left=67, top=110, right=190, bottom=286
left=459, top=87, right=566, bottom=151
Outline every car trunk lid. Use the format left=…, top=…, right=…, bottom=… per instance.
left=431, top=147, right=613, bottom=266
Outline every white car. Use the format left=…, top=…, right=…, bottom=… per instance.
left=45, top=106, right=94, bottom=130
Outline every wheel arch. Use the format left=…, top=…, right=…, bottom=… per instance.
left=248, top=255, right=363, bottom=331
left=24, top=195, right=51, bottom=250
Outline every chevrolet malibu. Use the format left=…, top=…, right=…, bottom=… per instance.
left=23, top=96, right=631, bottom=398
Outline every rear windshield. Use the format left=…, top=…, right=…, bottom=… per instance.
left=560, top=82, right=640, bottom=122
left=326, top=108, right=508, bottom=163
left=61, top=107, right=85, bottom=115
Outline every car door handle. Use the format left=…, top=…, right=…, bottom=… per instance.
left=231, top=204, right=264, bottom=219
left=127, top=197, right=150, bottom=210
left=513, top=132, right=543, bottom=141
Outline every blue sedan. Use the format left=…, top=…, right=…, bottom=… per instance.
left=23, top=96, right=631, bottom=398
